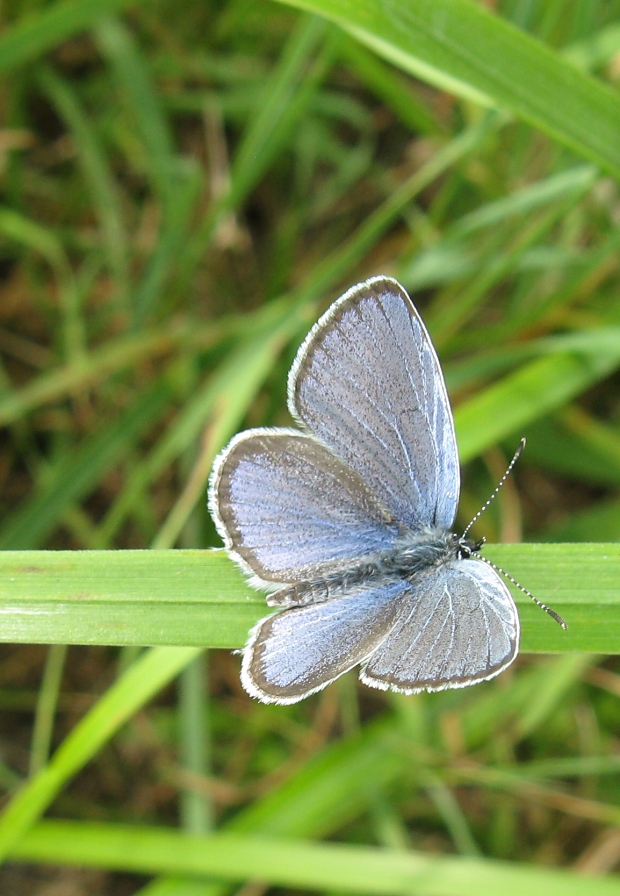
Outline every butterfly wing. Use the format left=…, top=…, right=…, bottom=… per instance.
left=209, top=428, right=400, bottom=588
left=360, top=560, right=519, bottom=693
left=289, top=276, right=460, bottom=530
left=242, top=580, right=408, bottom=704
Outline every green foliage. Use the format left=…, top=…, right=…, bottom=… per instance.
left=1, top=0, right=620, bottom=893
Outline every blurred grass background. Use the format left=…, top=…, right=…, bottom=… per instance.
left=1, top=0, right=620, bottom=893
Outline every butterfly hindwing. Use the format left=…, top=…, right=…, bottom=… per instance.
left=360, top=560, right=519, bottom=694
left=242, top=580, right=408, bottom=704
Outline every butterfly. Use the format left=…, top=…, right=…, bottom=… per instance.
left=209, top=276, right=560, bottom=704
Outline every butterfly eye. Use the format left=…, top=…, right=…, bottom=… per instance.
left=456, top=542, right=472, bottom=559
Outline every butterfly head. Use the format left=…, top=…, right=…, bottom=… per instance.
left=454, top=534, right=485, bottom=560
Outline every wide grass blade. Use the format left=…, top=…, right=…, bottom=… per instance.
left=0, top=545, right=615, bottom=653
left=276, top=0, right=620, bottom=179
left=10, top=819, right=620, bottom=896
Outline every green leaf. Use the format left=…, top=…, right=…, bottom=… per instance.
left=0, top=383, right=172, bottom=549
left=0, top=646, right=199, bottom=861
left=11, top=819, right=620, bottom=896
left=0, top=0, right=146, bottom=76
left=95, top=18, right=177, bottom=212
left=0, top=546, right=615, bottom=653
left=38, top=64, right=129, bottom=286
left=0, top=319, right=223, bottom=427
left=455, top=332, right=620, bottom=462
left=275, top=0, right=620, bottom=179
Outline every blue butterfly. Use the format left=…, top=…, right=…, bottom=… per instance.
left=210, top=277, right=525, bottom=703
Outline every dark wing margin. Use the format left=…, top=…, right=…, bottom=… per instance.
left=209, top=427, right=400, bottom=587
left=360, top=559, right=519, bottom=694
left=288, top=276, right=460, bottom=531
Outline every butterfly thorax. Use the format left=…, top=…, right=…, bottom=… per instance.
left=268, top=528, right=480, bottom=608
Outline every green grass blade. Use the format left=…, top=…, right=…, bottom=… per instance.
left=232, top=718, right=406, bottom=837
left=227, top=14, right=329, bottom=209
left=131, top=160, right=202, bottom=326
left=276, top=0, right=620, bottom=179
left=564, top=22, right=620, bottom=71
left=0, top=320, right=221, bottom=427
left=0, top=382, right=172, bottom=549
left=0, top=545, right=615, bottom=653
left=0, top=0, right=146, bottom=75
left=0, top=646, right=199, bottom=862
left=10, top=819, right=620, bottom=896
left=95, top=17, right=177, bottom=212
left=340, top=36, right=444, bottom=136
left=38, top=64, right=128, bottom=286
left=455, top=335, right=620, bottom=462
left=29, top=644, right=68, bottom=776
left=525, top=409, right=620, bottom=489
left=139, top=717, right=412, bottom=896
left=182, top=15, right=330, bottom=281
left=0, top=206, right=82, bottom=361
left=402, top=164, right=597, bottom=290
left=541, top=497, right=620, bottom=543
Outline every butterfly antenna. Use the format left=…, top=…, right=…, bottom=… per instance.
left=462, top=438, right=526, bottom=539
left=476, top=554, right=567, bottom=630
left=463, top=438, right=567, bottom=630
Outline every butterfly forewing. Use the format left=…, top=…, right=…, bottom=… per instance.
left=210, top=428, right=400, bottom=586
left=289, top=277, right=460, bottom=531
left=360, top=560, right=519, bottom=694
